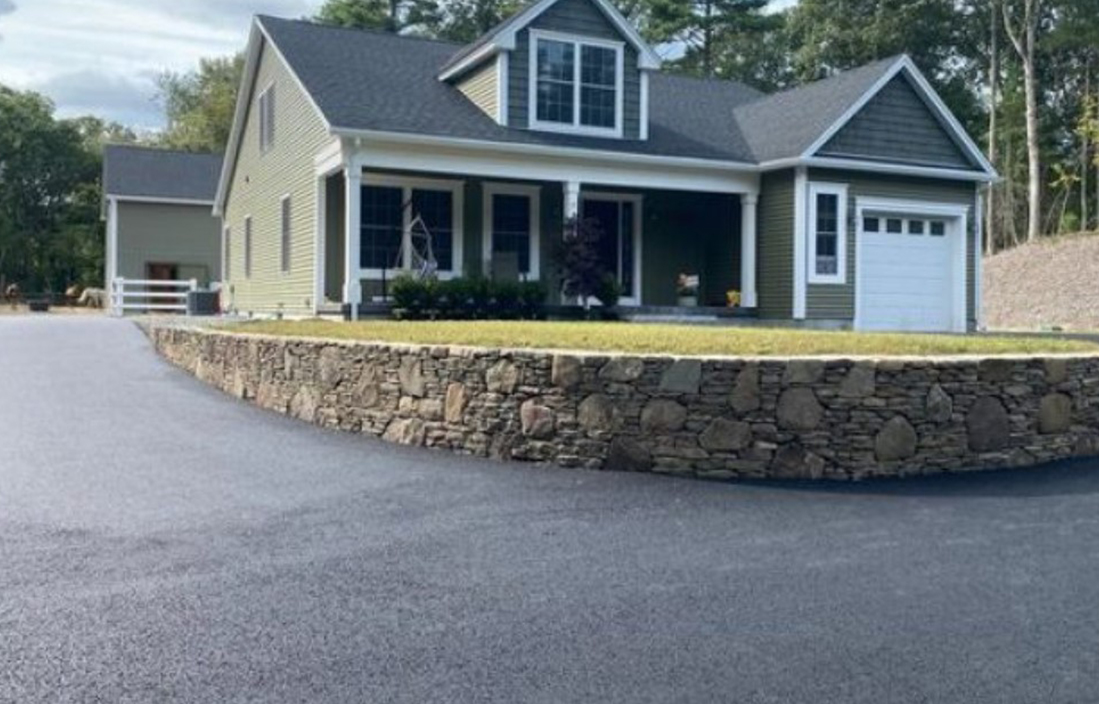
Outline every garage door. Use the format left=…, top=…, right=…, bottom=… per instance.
left=857, top=212, right=961, bottom=332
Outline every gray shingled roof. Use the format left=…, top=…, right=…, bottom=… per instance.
left=733, top=56, right=901, bottom=163
left=258, top=17, right=918, bottom=166
left=103, top=145, right=222, bottom=201
left=260, top=16, right=762, bottom=162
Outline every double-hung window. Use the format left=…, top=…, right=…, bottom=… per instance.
left=531, top=31, right=623, bottom=136
left=483, top=183, right=541, bottom=280
left=807, top=183, right=848, bottom=284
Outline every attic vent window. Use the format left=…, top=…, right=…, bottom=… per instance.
left=530, top=30, right=622, bottom=137
left=258, top=85, right=275, bottom=153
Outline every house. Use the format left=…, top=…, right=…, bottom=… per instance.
left=103, top=145, right=223, bottom=306
left=215, top=0, right=996, bottom=332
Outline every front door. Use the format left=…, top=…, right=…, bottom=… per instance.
left=581, top=195, right=641, bottom=304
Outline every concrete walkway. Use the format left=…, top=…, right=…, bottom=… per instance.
left=3, top=315, right=1099, bottom=703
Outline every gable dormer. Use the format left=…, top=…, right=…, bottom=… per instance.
left=440, top=0, right=660, bottom=141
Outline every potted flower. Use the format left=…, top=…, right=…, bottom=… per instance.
left=726, top=289, right=742, bottom=308
left=676, top=273, right=700, bottom=307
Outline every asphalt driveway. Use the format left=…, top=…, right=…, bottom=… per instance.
left=3, top=316, right=1099, bottom=703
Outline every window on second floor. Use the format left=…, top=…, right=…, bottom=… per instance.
left=530, top=31, right=622, bottom=137
left=258, top=85, right=275, bottom=153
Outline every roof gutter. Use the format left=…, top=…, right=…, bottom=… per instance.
left=759, top=157, right=999, bottom=183
left=331, top=126, right=759, bottom=173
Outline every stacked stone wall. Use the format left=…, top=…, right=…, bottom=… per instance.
left=151, top=327, right=1099, bottom=480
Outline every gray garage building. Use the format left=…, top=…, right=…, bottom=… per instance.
left=102, top=146, right=223, bottom=309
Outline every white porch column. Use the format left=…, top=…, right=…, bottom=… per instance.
left=740, top=192, right=759, bottom=308
left=313, top=174, right=327, bottom=316
left=564, top=180, right=581, bottom=221
left=343, top=164, right=362, bottom=320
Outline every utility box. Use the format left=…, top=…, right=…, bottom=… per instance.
left=186, top=291, right=219, bottom=317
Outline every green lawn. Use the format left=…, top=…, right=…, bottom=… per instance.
left=218, top=320, right=1099, bottom=357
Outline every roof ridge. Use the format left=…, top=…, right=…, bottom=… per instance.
left=736, top=54, right=905, bottom=110
left=258, top=14, right=463, bottom=48
left=104, top=143, right=223, bottom=157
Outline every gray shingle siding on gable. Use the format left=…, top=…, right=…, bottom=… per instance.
left=507, top=0, right=642, bottom=139
left=818, top=75, right=975, bottom=169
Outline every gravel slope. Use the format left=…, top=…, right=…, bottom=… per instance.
left=983, top=232, right=1099, bottom=330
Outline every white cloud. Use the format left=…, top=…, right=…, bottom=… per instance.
left=0, top=0, right=317, bottom=128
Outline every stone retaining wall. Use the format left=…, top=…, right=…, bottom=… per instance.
left=150, top=326, right=1099, bottom=480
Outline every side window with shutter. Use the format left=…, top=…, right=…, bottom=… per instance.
left=258, top=85, right=275, bottom=153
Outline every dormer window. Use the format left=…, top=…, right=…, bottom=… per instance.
left=529, top=30, right=623, bottom=137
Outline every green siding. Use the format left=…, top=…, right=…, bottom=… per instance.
left=508, top=0, right=643, bottom=139
left=819, top=75, right=975, bottom=170
left=223, top=41, right=335, bottom=315
left=757, top=169, right=795, bottom=319
left=324, top=174, right=345, bottom=303
left=116, top=201, right=221, bottom=285
left=806, top=168, right=978, bottom=326
left=636, top=191, right=738, bottom=306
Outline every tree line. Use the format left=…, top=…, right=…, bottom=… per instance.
left=3, top=0, right=1097, bottom=291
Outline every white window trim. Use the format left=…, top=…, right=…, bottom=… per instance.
left=279, top=194, right=292, bottom=275
left=528, top=29, right=625, bottom=139
left=358, top=173, right=465, bottom=281
left=579, top=192, right=643, bottom=305
left=496, top=52, right=510, bottom=126
left=853, top=197, right=969, bottom=333
left=807, top=182, right=849, bottom=285
left=258, top=82, right=275, bottom=154
left=482, top=182, right=542, bottom=281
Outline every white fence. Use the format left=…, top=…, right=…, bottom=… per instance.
left=110, top=278, right=198, bottom=316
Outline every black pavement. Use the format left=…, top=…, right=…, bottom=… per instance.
left=2, top=316, right=1098, bottom=703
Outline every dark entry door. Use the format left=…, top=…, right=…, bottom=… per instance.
left=581, top=198, right=638, bottom=303
left=146, top=263, right=179, bottom=308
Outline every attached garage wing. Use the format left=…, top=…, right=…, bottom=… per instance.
left=854, top=199, right=969, bottom=333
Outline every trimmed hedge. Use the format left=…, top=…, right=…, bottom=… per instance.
left=390, top=276, right=548, bottom=320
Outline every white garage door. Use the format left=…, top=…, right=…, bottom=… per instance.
left=857, top=212, right=963, bottom=332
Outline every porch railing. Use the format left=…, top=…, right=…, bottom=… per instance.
left=110, top=277, right=198, bottom=316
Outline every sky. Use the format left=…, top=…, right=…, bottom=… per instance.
left=0, top=0, right=798, bottom=131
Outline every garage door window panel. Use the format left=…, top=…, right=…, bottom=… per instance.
left=807, top=183, right=848, bottom=285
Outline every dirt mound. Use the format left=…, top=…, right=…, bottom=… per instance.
left=983, top=232, right=1099, bottom=330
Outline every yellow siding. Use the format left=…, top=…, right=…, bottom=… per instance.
left=456, top=60, right=498, bottom=120
left=223, top=42, right=333, bottom=315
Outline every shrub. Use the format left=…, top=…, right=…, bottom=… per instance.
left=595, top=274, right=622, bottom=309
left=390, top=275, right=545, bottom=321
left=391, top=274, right=437, bottom=319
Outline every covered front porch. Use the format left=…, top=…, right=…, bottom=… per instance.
left=313, top=141, right=760, bottom=318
